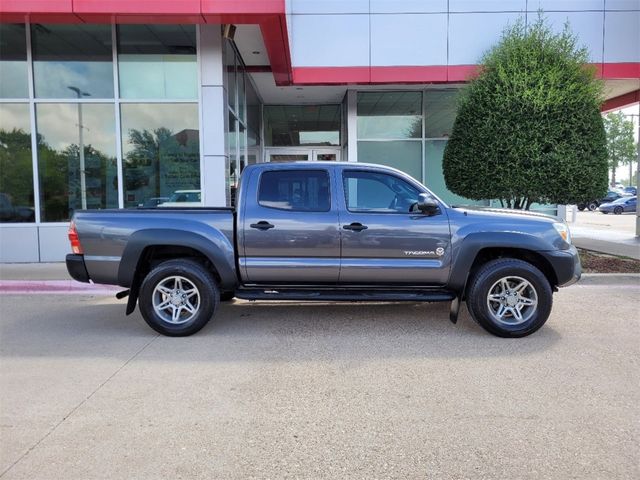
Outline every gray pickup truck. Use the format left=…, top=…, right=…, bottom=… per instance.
left=66, top=162, right=580, bottom=338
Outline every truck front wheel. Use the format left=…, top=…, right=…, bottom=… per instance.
left=466, top=259, right=553, bottom=338
left=139, top=259, right=219, bottom=336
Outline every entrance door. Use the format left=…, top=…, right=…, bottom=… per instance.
left=266, top=148, right=340, bottom=163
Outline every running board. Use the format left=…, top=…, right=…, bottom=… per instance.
left=235, top=288, right=456, bottom=302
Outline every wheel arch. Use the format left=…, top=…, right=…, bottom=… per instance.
left=118, top=229, right=237, bottom=314
left=449, top=233, right=559, bottom=297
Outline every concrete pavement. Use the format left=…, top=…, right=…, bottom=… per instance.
left=1, top=284, right=638, bottom=479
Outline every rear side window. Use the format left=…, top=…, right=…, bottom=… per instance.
left=258, top=170, right=331, bottom=212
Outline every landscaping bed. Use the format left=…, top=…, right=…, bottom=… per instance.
left=578, top=248, right=640, bottom=273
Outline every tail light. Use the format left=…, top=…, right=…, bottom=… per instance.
left=68, top=221, right=83, bottom=254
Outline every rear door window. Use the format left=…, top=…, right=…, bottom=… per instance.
left=258, top=170, right=331, bottom=212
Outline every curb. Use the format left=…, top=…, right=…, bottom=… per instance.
left=577, top=273, right=640, bottom=285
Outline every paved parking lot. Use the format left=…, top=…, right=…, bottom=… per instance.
left=1, top=282, right=639, bottom=479
left=573, top=210, right=637, bottom=234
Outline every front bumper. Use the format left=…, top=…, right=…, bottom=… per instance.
left=66, top=254, right=90, bottom=283
left=541, top=245, right=582, bottom=287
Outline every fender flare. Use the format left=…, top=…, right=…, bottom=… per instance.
left=117, top=228, right=237, bottom=291
left=448, top=232, right=555, bottom=294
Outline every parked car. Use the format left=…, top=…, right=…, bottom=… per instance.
left=622, top=186, right=637, bottom=196
left=598, top=196, right=637, bottom=214
left=577, top=191, right=623, bottom=211
left=66, top=162, right=580, bottom=339
left=0, top=192, right=35, bottom=222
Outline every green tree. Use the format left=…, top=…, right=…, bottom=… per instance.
left=603, top=111, right=636, bottom=186
left=442, top=15, right=608, bottom=209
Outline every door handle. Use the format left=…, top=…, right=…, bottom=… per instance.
left=250, top=221, right=275, bottom=231
left=343, top=222, right=368, bottom=232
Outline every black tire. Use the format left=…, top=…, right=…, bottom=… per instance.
left=220, top=292, right=235, bottom=302
left=613, top=206, right=623, bottom=215
left=466, top=258, right=553, bottom=338
left=139, top=259, right=219, bottom=336
left=577, top=205, right=586, bottom=211
left=588, top=202, right=598, bottom=211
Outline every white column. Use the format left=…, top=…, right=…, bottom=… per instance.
left=198, top=25, right=228, bottom=207
left=347, top=90, right=358, bottom=162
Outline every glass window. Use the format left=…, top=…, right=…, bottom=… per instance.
left=32, top=24, right=113, bottom=98
left=264, top=105, right=340, bottom=146
left=424, top=90, right=459, bottom=138
left=0, top=103, right=34, bottom=222
left=258, top=170, right=330, bottom=212
left=36, top=103, right=118, bottom=221
left=225, top=40, right=236, bottom=113
left=357, top=140, right=422, bottom=182
left=120, top=103, right=200, bottom=208
left=343, top=171, right=420, bottom=214
left=117, top=25, right=197, bottom=99
left=0, top=24, right=28, bottom=98
left=424, top=140, right=485, bottom=206
left=238, top=71, right=246, bottom=123
left=357, top=92, right=422, bottom=139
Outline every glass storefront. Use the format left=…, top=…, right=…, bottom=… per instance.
left=264, top=105, right=341, bottom=147
left=121, top=103, right=200, bottom=208
left=117, top=25, right=197, bottom=100
left=36, top=103, right=118, bottom=221
left=0, top=23, right=200, bottom=223
left=32, top=24, right=114, bottom=99
left=0, top=103, right=34, bottom=222
left=224, top=38, right=261, bottom=206
left=357, top=89, right=482, bottom=206
left=0, top=24, right=28, bottom=99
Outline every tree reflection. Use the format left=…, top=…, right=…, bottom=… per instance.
left=124, top=127, right=200, bottom=207
left=0, top=128, right=34, bottom=222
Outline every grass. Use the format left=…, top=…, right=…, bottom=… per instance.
left=578, top=248, right=640, bottom=274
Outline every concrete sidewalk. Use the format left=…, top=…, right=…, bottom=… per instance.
left=571, top=226, right=640, bottom=260
left=0, top=262, right=68, bottom=281
left=567, top=210, right=640, bottom=259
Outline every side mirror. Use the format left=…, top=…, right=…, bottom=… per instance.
left=417, top=193, right=439, bottom=215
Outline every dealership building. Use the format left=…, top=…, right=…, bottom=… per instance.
left=0, top=0, right=638, bottom=262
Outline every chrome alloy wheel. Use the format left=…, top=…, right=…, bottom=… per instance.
left=152, top=275, right=200, bottom=325
left=486, top=276, right=538, bottom=326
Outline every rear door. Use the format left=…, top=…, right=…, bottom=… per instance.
left=241, top=167, right=340, bottom=283
left=338, top=169, right=451, bottom=285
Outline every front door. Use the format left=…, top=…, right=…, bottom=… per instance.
left=241, top=166, right=340, bottom=283
left=338, top=169, right=452, bottom=286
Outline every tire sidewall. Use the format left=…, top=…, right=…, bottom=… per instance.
left=614, top=206, right=623, bottom=215
left=139, top=260, right=219, bottom=336
left=468, top=260, right=553, bottom=338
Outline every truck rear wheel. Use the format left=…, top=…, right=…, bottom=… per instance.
left=466, top=259, right=552, bottom=338
left=139, top=259, right=219, bottom=336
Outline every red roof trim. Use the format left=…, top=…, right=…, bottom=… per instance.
left=293, top=67, right=371, bottom=85
left=1, top=3, right=638, bottom=87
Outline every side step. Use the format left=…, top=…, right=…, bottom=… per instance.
left=235, top=287, right=456, bottom=302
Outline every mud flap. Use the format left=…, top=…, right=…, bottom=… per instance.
left=449, top=297, right=460, bottom=324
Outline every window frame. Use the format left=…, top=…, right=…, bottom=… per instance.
left=257, top=169, right=332, bottom=213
